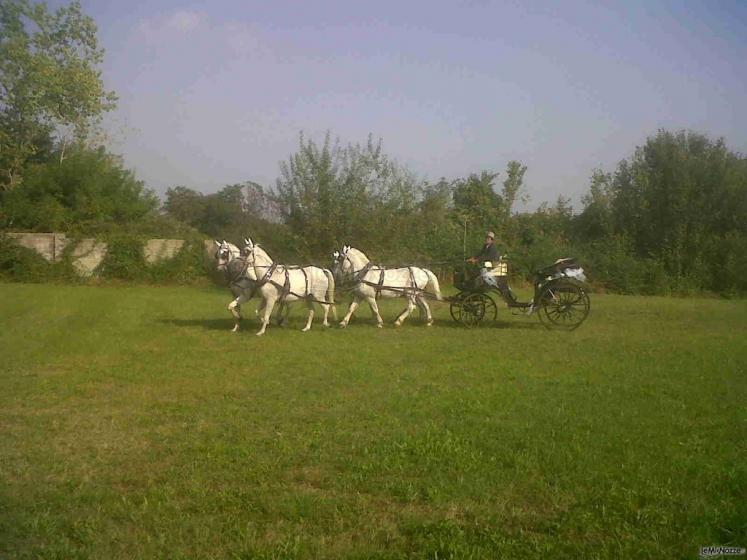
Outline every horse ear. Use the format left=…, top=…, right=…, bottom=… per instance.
left=343, top=244, right=350, bottom=254
left=214, top=240, right=222, bottom=247
left=333, top=250, right=339, bottom=259
left=244, top=237, right=252, bottom=246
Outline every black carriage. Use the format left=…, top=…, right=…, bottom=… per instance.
left=448, top=257, right=590, bottom=330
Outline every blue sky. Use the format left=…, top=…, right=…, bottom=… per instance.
left=69, top=0, right=747, bottom=209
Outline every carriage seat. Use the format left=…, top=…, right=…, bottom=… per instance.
left=482, top=261, right=508, bottom=277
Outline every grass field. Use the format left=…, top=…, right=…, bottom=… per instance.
left=0, top=282, right=745, bottom=559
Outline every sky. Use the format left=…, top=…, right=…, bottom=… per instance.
left=63, top=0, right=747, bottom=209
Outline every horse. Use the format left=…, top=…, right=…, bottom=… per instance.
left=332, top=245, right=442, bottom=328
left=213, top=240, right=288, bottom=332
left=241, top=237, right=337, bottom=336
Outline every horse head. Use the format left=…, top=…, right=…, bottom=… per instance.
left=214, top=239, right=237, bottom=272
left=335, top=244, right=366, bottom=280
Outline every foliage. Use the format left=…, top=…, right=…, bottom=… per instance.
left=2, top=124, right=745, bottom=295
left=452, top=170, right=504, bottom=236
left=162, top=182, right=293, bottom=258
left=574, top=129, right=747, bottom=294
left=0, top=147, right=158, bottom=231
left=0, top=233, right=78, bottom=282
left=274, top=132, right=419, bottom=259
left=0, top=0, right=117, bottom=188
left=501, top=160, right=528, bottom=245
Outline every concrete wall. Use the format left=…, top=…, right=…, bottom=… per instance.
left=143, top=239, right=185, bottom=264
left=3, top=233, right=195, bottom=277
left=69, top=239, right=108, bottom=277
left=5, top=232, right=68, bottom=262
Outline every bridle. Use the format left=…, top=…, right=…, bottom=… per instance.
left=215, top=245, right=234, bottom=271
left=243, top=243, right=277, bottom=286
left=337, top=251, right=372, bottom=281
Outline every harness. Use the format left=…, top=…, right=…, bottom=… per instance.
left=246, top=249, right=335, bottom=307
left=338, top=255, right=429, bottom=300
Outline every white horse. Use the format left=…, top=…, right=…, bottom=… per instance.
left=242, top=237, right=337, bottom=336
left=332, top=245, right=442, bottom=328
left=213, top=240, right=288, bottom=332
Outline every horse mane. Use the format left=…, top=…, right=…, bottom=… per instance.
left=252, top=244, right=273, bottom=264
left=346, top=247, right=369, bottom=264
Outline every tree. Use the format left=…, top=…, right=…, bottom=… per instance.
left=0, top=0, right=117, bottom=188
left=275, top=132, right=421, bottom=258
left=0, top=147, right=157, bottom=231
left=609, top=130, right=747, bottom=277
left=501, top=160, right=527, bottom=219
left=163, top=186, right=205, bottom=225
left=575, top=168, right=613, bottom=240
left=452, top=171, right=503, bottom=234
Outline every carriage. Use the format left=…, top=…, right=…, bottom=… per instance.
left=448, top=257, right=591, bottom=330
left=216, top=238, right=589, bottom=333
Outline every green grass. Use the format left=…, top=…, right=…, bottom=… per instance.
left=0, top=282, right=745, bottom=559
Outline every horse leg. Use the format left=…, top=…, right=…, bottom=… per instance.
left=394, top=296, right=417, bottom=327
left=366, top=296, right=384, bottom=328
left=275, top=302, right=289, bottom=326
left=321, top=303, right=331, bottom=327
left=302, top=301, right=315, bottom=332
left=228, top=294, right=246, bottom=332
left=418, top=296, right=434, bottom=326
left=415, top=298, right=426, bottom=321
left=257, top=295, right=277, bottom=336
left=340, top=296, right=361, bottom=328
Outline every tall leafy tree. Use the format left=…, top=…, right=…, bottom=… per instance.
left=575, top=168, right=613, bottom=240
left=0, top=0, right=117, bottom=188
left=452, top=171, right=504, bottom=239
left=501, top=160, right=527, bottom=219
left=275, top=132, right=420, bottom=258
left=610, top=130, right=747, bottom=276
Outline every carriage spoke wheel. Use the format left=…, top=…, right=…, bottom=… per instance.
left=449, top=292, right=465, bottom=322
left=459, top=293, right=497, bottom=327
left=538, top=281, right=590, bottom=331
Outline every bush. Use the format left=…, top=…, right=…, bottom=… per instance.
left=0, top=148, right=158, bottom=232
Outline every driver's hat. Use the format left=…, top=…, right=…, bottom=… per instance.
left=486, top=231, right=495, bottom=239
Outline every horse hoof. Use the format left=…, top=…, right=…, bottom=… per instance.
left=377, top=323, right=384, bottom=329
left=301, top=327, right=310, bottom=332
left=339, top=323, right=347, bottom=329
left=256, top=332, right=264, bottom=337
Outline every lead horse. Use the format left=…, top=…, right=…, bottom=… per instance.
left=214, top=240, right=290, bottom=332
left=333, top=245, right=442, bottom=328
left=242, top=237, right=337, bottom=336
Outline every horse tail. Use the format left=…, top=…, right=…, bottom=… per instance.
left=424, top=268, right=443, bottom=301
left=323, top=268, right=336, bottom=304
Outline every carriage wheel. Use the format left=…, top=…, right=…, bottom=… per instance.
left=449, top=292, right=465, bottom=322
left=459, top=293, right=497, bottom=327
left=537, top=281, right=590, bottom=331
